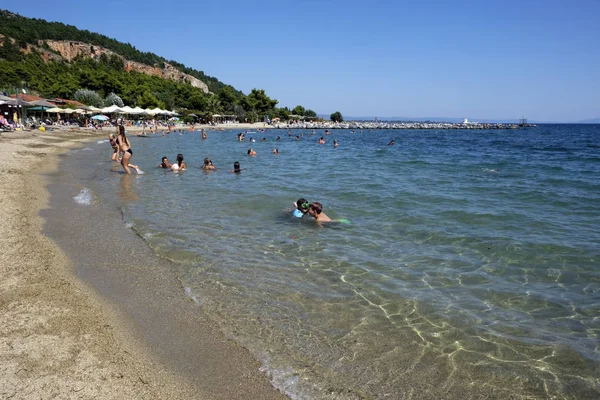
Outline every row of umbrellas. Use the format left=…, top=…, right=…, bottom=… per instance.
left=44, top=105, right=178, bottom=116
left=0, top=96, right=178, bottom=117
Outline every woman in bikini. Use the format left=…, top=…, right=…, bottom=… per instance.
left=116, top=125, right=141, bottom=174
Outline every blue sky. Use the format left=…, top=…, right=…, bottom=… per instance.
left=6, top=0, right=600, bottom=121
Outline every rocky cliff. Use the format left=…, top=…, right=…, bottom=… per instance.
left=36, top=40, right=209, bottom=93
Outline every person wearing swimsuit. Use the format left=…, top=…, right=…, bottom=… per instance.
left=109, top=133, right=120, bottom=161
left=116, top=125, right=141, bottom=174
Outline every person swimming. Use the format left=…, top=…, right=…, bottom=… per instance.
left=308, top=201, right=332, bottom=222
left=293, top=198, right=310, bottom=218
left=158, top=156, right=171, bottom=168
left=334, top=139, right=339, bottom=148
left=273, top=148, right=279, bottom=155
left=248, top=148, right=257, bottom=156
left=202, top=157, right=216, bottom=170
left=229, top=161, right=242, bottom=173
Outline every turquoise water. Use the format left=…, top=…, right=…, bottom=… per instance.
left=70, top=125, right=599, bottom=399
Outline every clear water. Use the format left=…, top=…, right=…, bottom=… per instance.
left=67, top=126, right=600, bottom=399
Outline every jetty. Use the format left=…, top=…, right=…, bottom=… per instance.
left=272, top=121, right=524, bottom=130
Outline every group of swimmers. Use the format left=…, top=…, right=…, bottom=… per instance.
left=158, top=154, right=187, bottom=171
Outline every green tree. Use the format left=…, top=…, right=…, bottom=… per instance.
left=304, top=109, right=317, bottom=118
left=74, top=88, right=103, bottom=107
left=218, top=85, right=238, bottom=114
left=292, top=105, right=305, bottom=116
left=246, top=88, right=278, bottom=116
left=205, top=95, right=222, bottom=116
left=330, top=111, right=344, bottom=123
left=104, top=92, right=124, bottom=107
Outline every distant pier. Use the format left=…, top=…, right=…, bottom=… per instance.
left=273, top=121, right=529, bottom=130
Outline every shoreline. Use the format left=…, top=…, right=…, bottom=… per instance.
left=0, top=130, right=286, bottom=399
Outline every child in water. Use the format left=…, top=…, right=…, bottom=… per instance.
left=293, top=198, right=310, bottom=218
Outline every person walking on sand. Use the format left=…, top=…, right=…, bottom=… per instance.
left=116, top=125, right=142, bottom=174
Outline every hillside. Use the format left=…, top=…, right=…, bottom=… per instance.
left=0, top=9, right=318, bottom=121
left=0, top=9, right=226, bottom=94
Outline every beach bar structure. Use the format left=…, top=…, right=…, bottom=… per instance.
left=212, top=114, right=236, bottom=123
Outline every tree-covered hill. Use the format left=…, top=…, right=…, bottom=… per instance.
left=0, top=9, right=227, bottom=94
left=0, top=9, right=318, bottom=122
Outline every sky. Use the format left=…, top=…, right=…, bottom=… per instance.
left=6, top=0, right=600, bottom=122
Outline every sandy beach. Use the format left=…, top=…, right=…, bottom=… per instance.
left=0, top=128, right=286, bottom=399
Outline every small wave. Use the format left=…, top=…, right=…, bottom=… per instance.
left=73, top=188, right=92, bottom=205
left=125, top=221, right=134, bottom=229
left=82, top=147, right=93, bottom=151
left=482, top=168, right=499, bottom=173
left=184, top=287, right=202, bottom=304
left=97, top=140, right=109, bottom=144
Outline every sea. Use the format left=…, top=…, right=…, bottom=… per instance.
left=52, top=125, right=599, bottom=399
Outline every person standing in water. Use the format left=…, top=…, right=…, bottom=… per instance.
left=229, top=161, right=242, bottom=173
left=116, top=125, right=142, bottom=174
left=201, top=129, right=207, bottom=140
left=109, top=133, right=120, bottom=161
left=171, top=153, right=187, bottom=171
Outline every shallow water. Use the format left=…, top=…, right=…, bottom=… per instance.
left=63, top=125, right=599, bottom=399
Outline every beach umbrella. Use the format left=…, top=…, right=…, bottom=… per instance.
left=62, top=109, right=75, bottom=114
left=74, top=108, right=88, bottom=114
left=46, top=107, right=63, bottom=113
left=91, top=115, right=109, bottom=121
left=29, top=99, right=56, bottom=108
left=87, top=106, right=102, bottom=113
left=120, top=106, right=135, bottom=114
left=102, top=105, right=124, bottom=114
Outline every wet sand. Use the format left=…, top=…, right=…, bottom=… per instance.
left=0, top=129, right=286, bottom=399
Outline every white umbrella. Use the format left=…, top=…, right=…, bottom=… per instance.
left=132, top=106, right=145, bottom=113
left=74, top=108, right=88, bottom=114
left=62, top=109, right=75, bottom=114
left=46, top=107, right=63, bottom=113
left=121, top=106, right=136, bottom=114
left=102, top=105, right=124, bottom=113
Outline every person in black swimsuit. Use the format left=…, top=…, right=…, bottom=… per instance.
left=116, top=125, right=141, bottom=174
